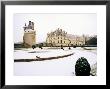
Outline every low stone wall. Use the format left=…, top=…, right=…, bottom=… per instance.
left=14, top=53, right=74, bottom=62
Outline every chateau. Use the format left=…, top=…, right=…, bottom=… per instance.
left=22, top=22, right=91, bottom=48
left=46, top=28, right=85, bottom=46
left=23, top=21, right=36, bottom=47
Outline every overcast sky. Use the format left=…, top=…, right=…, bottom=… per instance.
left=14, top=13, right=97, bottom=43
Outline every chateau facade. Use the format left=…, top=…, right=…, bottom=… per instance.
left=23, top=21, right=36, bottom=47
left=46, top=28, right=85, bottom=46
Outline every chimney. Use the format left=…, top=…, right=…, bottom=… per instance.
left=29, top=21, right=31, bottom=25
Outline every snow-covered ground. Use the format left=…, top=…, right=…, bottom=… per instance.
left=14, top=47, right=97, bottom=76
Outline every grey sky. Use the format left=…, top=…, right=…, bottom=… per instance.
left=14, top=13, right=97, bottom=43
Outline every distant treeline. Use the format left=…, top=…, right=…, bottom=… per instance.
left=85, top=36, right=97, bottom=45
left=14, top=43, right=97, bottom=48
left=14, top=43, right=24, bottom=48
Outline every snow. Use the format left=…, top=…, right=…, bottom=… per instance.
left=14, top=47, right=97, bottom=76
left=14, top=48, right=74, bottom=59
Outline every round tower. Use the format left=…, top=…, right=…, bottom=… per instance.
left=23, top=21, right=36, bottom=48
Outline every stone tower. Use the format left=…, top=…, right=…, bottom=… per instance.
left=23, top=21, right=36, bottom=48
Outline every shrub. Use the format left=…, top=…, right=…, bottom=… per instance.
left=32, top=45, right=36, bottom=49
left=61, top=45, right=64, bottom=50
left=38, top=44, right=43, bottom=49
left=75, top=57, right=91, bottom=76
left=73, top=45, right=76, bottom=48
left=69, top=46, right=71, bottom=50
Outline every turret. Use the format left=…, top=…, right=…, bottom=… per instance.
left=23, top=23, right=27, bottom=31
left=23, top=21, right=36, bottom=48
left=31, top=22, right=34, bottom=30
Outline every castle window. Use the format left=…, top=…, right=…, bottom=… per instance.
left=64, top=41, right=65, bottom=43
left=58, top=41, right=59, bottom=43
left=58, top=37, right=59, bottom=39
left=61, top=40, right=62, bottom=43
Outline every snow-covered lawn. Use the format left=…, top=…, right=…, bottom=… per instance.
left=14, top=47, right=74, bottom=59
left=14, top=47, right=97, bottom=76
